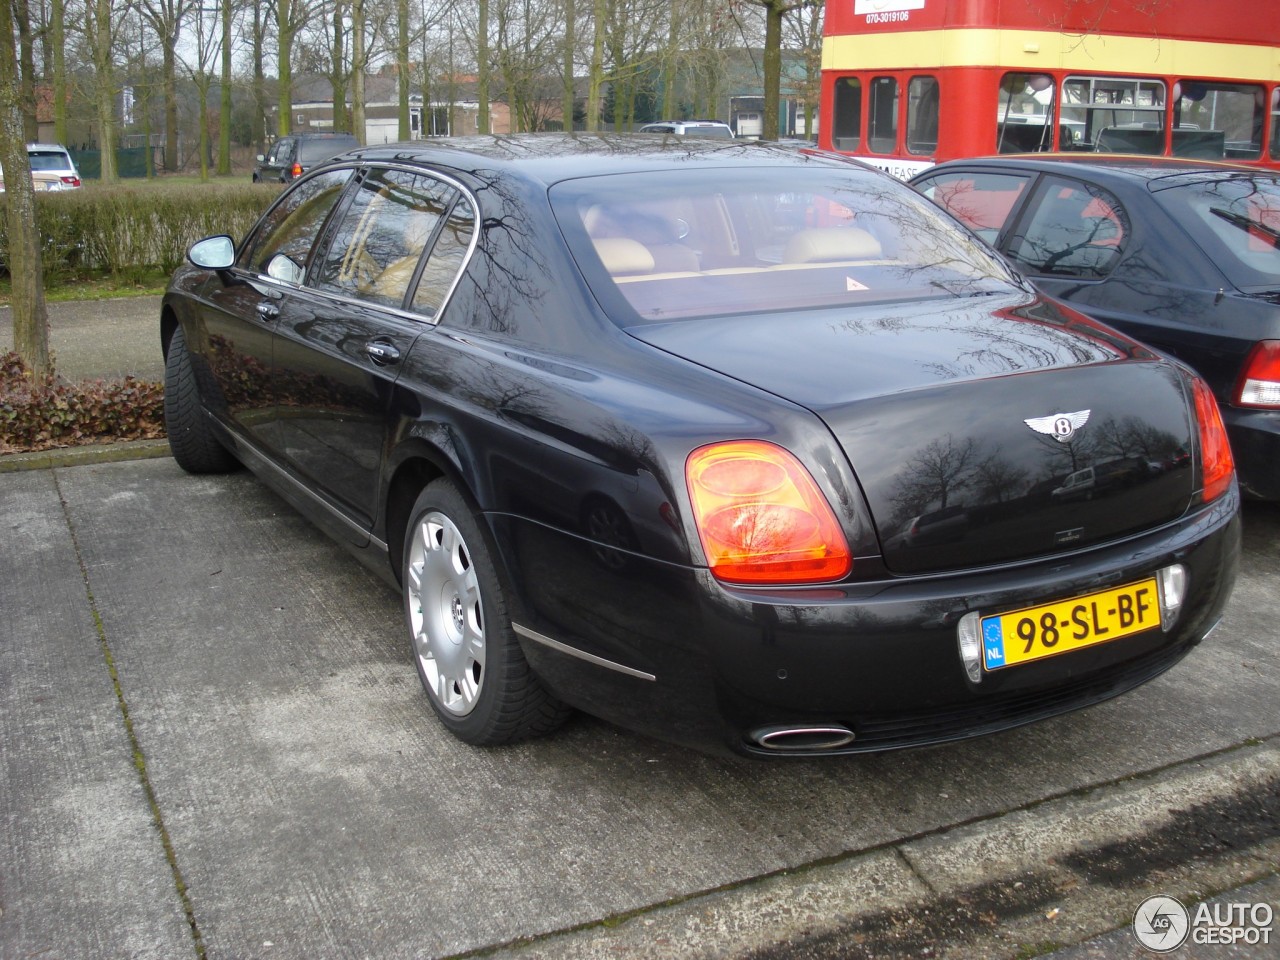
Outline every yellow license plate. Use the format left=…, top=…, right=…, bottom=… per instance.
left=981, top=578, right=1161, bottom=671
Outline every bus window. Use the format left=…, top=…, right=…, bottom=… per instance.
left=869, top=77, right=899, bottom=154
left=997, top=74, right=1057, bottom=153
left=907, top=77, right=939, bottom=155
left=833, top=77, right=862, bottom=151
left=1174, top=82, right=1264, bottom=160
left=1273, top=89, right=1280, bottom=160
left=1063, top=77, right=1166, bottom=154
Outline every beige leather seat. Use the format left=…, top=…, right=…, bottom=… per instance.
left=592, top=237, right=656, bottom=276
left=585, top=203, right=700, bottom=273
left=782, top=227, right=882, bottom=264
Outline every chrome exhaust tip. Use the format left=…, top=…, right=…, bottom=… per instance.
left=749, top=724, right=856, bottom=752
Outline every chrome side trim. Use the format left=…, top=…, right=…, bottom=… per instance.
left=512, top=623, right=656, bottom=682
left=221, top=423, right=389, bottom=554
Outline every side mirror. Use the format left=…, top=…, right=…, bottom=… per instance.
left=265, top=253, right=304, bottom=285
left=187, top=235, right=235, bottom=270
left=257, top=154, right=266, bottom=162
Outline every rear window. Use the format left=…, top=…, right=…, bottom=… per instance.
left=550, top=166, right=1018, bottom=325
left=28, top=150, right=73, bottom=171
left=298, top=137, right=357, bottom=163
left=1155, top=174, right=1280, bottom=292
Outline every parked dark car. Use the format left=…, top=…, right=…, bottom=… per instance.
left=911, top=156, right=1280, bottom=500
left=162, top=135, right=1240, bottom=757
left=252, top=133, right=359, bottom=183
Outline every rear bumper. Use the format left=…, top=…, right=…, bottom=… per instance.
left=1223, top=407, right=1280, bottom=500
left=496, top=491, right=1241, bottom=757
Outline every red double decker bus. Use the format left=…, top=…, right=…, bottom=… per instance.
left=818, top=0, right=1280, bottom=177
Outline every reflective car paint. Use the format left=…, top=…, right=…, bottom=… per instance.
left=162, top=135, right=1240, bottom=757
left=912, top=156, right=1280, bottom=500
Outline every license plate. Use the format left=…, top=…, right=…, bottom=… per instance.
left=981, top=578, right=1161, bottom=671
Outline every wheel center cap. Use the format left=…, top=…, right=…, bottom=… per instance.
left=450, top=596, right=465, bottom=635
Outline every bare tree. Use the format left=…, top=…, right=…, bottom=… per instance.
left=734, top=0, right=822, bottom=139
left=85, top=0, right=120, bottom=180
left=218, top=0, right=234, bottom=173
left=0, top=0, right=50, bottom=377
left=181, top=0, right=223, bottom=178
left=135, top=0, right=194, bottom=171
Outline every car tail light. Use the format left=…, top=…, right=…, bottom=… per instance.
left=686, top=440, right=851, bottom=584
left=1233, top=340, right=1280, bottom=408
left=1192, top=377, right=1234, bottom=503
left=60, top=175, right=80, bottom=187
left=290, top=161, right=303, bottom=178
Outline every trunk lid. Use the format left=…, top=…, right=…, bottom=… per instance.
left=629, top=294, right=1198, bottom=574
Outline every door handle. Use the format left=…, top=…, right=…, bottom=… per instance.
left=256, top=301, right=280, bottom=320
left=365, top=341, right=401, bottom=365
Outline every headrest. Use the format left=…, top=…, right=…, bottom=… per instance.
left=593, top=237, right=655, bottom=276
left=783, top=227, right=882, bottom=264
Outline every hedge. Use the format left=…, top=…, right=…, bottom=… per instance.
left=0, top=180, right=281, bottom=283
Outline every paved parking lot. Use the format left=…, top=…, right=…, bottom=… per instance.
left=2, top=456, right=1277, bottom=959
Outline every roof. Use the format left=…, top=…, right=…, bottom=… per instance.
left=921, top=153, right=1277, bottom=190
left=346, top=133, right=865, bottom=186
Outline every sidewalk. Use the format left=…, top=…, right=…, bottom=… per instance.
left=1, top=455, right=1277, bottom=959
left=0, top=294, right=163, bottom=381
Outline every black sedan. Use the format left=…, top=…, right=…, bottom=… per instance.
left=162, top=135, right=1240, bottom=757
left=911, top=156, right=1280, bottom=501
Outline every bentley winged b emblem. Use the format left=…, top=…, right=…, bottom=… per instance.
left=1024, top=410, right=1091, bottom=443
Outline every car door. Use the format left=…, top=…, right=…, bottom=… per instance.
left=997, top=174, right=1238, bottom=381
left=270, top=165, right=463, bottom=533
left=261, top=137, right=296, bottom=182
left=912, top=168, right=1034, bottom=246
left=192, top=168, right=353, bottom=451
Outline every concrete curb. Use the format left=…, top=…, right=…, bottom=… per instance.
left=482, top=741, right=1280, bottom=959
left=0, top=438, right=172, bottom=473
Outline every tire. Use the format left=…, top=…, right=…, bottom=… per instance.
left=164, top=326, right=238, bottom=474
left=402, top=479, right=569, bottom=745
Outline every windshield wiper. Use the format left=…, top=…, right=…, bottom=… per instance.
left=1210, top=206, right=1280, bottom=249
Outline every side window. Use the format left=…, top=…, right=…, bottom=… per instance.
left=412, top=198, right=476, bottom=318
left=313, top=168, right=458, bottom=308
left=833, top=77, right=861, bottom=151
left=918, top=171, right=1032, bottom=244
left=1173, top=81, right=1263, bottom=161
left=869, top=76, right=899, bottom=154
left=1272, top=89, right=1280, bottom=161
left=240, top=168, right=352, bottom=275
left=1005, top=177, right=1128, bottom=279
left=906, top=76, right=939, bottom=156
left=997, top=73, right=1058, bottom=153
left=1063, top=76, right=1165, bottom=154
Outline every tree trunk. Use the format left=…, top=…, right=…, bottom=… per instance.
left=218, top=0, right=232, bottom=175
left=477, top=0, right=490, bottom=134
left=0, top=0, right=50, bottom=378
left=585, top=0, right=605, bottom=131
left=762, top=0, right=784, bottom=141
left=351, top=0, right=366, bottom=143
left=397, top=0, right=410, bottom=140
left=561, top=0, right=575, bottom=131
left=163, top=41, right=179, bottom=171
left=252, top=3, right=266, bottom=155
left=277, top=0, right=294, bottom=137
left=330, top=0, right=347, bottom=134
left=661, top=3, right=678, bottom=120
left=16, top=0, right=38, bottom=142
left=51, top=0, right=67, bottom=144
left=91, top=0, right=118, bottom=181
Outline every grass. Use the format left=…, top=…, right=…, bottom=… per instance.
left=0, top=269, right=171, bottom=306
